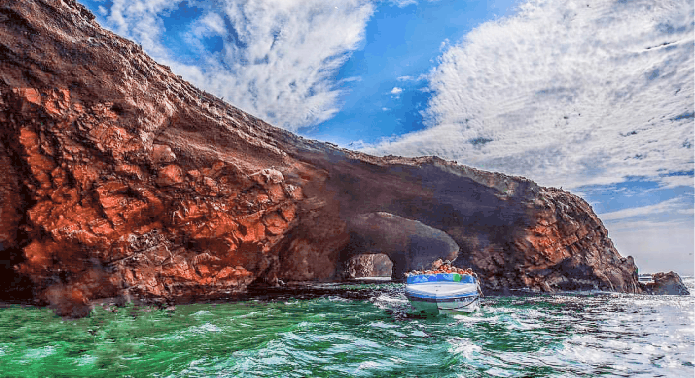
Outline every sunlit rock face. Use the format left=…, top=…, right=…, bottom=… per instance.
left=0, top=0, right=641, bottom=316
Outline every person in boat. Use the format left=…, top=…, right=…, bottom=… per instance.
left=406, top=262, right=477, bottom=277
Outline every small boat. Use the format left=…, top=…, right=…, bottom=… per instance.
left=405, top=272, right=481, bottom=314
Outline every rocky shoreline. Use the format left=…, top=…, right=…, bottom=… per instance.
left=0, top=0, right=682, bottom=318
left=640, top=272, right=691, bottom=296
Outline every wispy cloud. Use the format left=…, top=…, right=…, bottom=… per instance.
left=96, top=0, right=447, bottom=131
left=605, top=218, right=692, bottom=231
left=660, top=175, right=695, bottom=189
left=101, top=0, right=375, bottom=131
left=389, top=0, right=419, bottom=7
left=388, top=0, right=440, bottom=8
left=364, top=0, right=694, bottom=190
left=599, top=197, right=693, bottom=221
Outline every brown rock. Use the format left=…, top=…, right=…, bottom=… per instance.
left=156, top=164, right=184, bottom=186
left=187, top=169, right=201, bottom=179
left=347, top=253, right=393, bottom=278
left=152, top=144, right=177, bottom=164
left=263, top=212, right=289, bottom=235
left=643, top=271, right=690, bottom=295
left=115, top=164, right=144, bottom=179
left=203, top=176, right=219, bottom=194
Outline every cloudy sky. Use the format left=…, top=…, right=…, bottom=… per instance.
left=81, top=0, right=694, bottom=275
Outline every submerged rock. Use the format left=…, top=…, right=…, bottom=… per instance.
left=643, top=272, right=690, bottom=295
left=0, top=0, right=642, bottom=316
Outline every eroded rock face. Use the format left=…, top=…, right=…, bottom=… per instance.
left=346, top=254, right=393, bottom=278
left=643, top=272, right=690, bottom=295
left=0, top=0, right=642, bottom=315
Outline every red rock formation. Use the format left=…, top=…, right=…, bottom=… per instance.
left=0, top=0, right=642, bottom=315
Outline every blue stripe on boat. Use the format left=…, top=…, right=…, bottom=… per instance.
left=406, top=273, right=476, bottom=285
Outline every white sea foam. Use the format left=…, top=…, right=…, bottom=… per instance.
left=23, top=345, right=56, bottom=360
left=190, top=310, right=213, bottom=317
left=369, top=321, right=398, bottom=329
left=186, top=322, right=222, bottom=335
left=75, top=354, right=97, bottom=366
left=448, top=339, right=482, bottom=358
left=357, top=360, right=379, bottom=369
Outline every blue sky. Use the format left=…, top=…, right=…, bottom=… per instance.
left=307, top=0, right=518, bottom=145
left=81, top=0, right=694, bottom=275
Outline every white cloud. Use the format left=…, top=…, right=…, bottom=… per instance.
left=101, top=0, right=374, bottom=131
left=364, top=0, right=694, bottom=190
left=660, top=175, right=695, bottom=189
left=388, top=0, right=441, bottom=7
left=106, top=0, right=177, bottom=58
left=389, top=0, right=419, bottom=7
left=598, top=197, right=692, bottom=221
left=390, top=86, right=403, bottom=95
left=605, top=219, right=681, bottom=231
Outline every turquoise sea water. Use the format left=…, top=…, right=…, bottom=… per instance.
left=1, top=279, right=693, bottom=377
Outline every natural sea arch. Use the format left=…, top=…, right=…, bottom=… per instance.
left=339, top=212, right=459, bottom=280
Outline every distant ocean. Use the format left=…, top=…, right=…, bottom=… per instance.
left=1, top=278, right=693, bottom=377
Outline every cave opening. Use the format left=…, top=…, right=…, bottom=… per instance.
left=0, top=243, right=34, bottom=302
left=346, top=253, right=393, bottom=280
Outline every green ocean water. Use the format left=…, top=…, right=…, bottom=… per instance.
left=0, top=280, right=693, bottom=377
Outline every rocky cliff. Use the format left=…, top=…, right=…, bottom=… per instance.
left=0, top=0, right=642, bottom=316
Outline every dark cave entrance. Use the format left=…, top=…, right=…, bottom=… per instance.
left=0, top=243, right=34, bottom=302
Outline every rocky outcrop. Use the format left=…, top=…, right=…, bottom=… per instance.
left=0, top=0, right=642, bottom=315
left=643, top=272, right=690, bottom=295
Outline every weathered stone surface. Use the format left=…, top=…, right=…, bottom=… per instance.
left=156, top=164, right=184, bottom=186
left=152, top=144, right=177, bottom=164
left=0, top=0, right=644, bottom=316
left=347, top=253, right=393, bottom=278
left=643, top=272, right=690, bottom=295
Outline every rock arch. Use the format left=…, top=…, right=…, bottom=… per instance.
left=339, top=212, right=459, bottom=280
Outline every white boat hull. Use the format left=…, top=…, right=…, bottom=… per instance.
left=405, top=275, right=481, bottom=314
left=407, top=296, right=480, bottom=313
